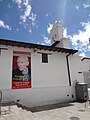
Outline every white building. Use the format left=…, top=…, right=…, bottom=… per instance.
left=0, top=22, right=89, bottom=107
left=81, top=58, right=90, bottom=88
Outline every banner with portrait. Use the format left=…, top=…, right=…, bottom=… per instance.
left=12, top=51, right=31, bottom=89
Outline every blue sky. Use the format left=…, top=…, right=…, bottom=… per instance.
left=0, top=0, right=90, bottom=57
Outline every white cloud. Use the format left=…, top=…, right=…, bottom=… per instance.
left=42, top=35, right=50, bottom=45
left=45, top=14, right=49, bottom=17
left=75, top=5, right=80, bottom=10
left=29, top=29, right=32, bottom=33
left=0, top=20, right=11, bottom=30
left=13, top=0, right=21, bottom=4
left=43, top=36, right=50, bottom=44
left=13, top=0, right=31, bottom=22
left=82, top=0, right=90, bottom=8
left=29, top=13, right=37, bottom=22
left=47, top=23, right=53, bottom=34
left=20, top=5, right=32, bottom=22
left=63, top=28, right=68, bottom=38
left=13, top=0, right=37, bottom=31
left=70, top=21, right=90, bottom=55
left=16, top=28, right=19, bottom=31
left=70, top=21, right=90, bottom=46
left=79, top=52, right=86, bottom=57
left=13, top=0, right=22, bottom=5
left=41, top=43, right=45, bottom=45
left=83, top=3, right=90, bottom=8
left=75, top=1, right=90, bottom=10
left=88, top=45, right=90, bottom=50
left=31, top=22, right=36, bottom=26
left=13, top=0, right=37, bottom=23
left=23, top=0, right=29, bottom=6
left=13, top=0, right=22, bottom=8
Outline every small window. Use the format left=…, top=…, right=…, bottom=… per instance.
left=55, top=34, right=57, bottom=37
left=52, top=36, right=54, bottom=40
left=42, top=53, right=48, bottom=63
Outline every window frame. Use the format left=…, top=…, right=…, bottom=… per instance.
left=42, top=53, right=48, bottom=63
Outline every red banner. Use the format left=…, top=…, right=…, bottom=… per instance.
left=12, top=81, right=31, bottom=89
left=12, top=51, right=31, bottom=89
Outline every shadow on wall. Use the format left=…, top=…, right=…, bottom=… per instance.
left=30, top=102, right=74, bottom=112
left=70, top=116, right=80, bottom=120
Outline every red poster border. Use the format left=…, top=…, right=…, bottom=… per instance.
left=12, top=51, right=31, bottom=89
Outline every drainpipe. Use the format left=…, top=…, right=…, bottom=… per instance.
left=0, top=90, right=2, bottom=116
left=0, top=91, right=2, bottom=102
left=66, top=53, right=71, bottom=86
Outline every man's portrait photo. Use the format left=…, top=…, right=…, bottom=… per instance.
left=12, top=51, right=31, bottom=89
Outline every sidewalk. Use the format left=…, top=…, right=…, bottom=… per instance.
left=0, top=102, right=90, bottom=120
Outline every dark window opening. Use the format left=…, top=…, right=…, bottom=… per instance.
left=55, top=34, right=57, bottom=37
left=42, top=53, right=48, bottom=63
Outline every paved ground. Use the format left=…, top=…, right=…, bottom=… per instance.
left=0, top=101, right=90, bottom=120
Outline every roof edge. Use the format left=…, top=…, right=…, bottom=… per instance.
left=81, top=57, right=90, bottom=61
left=0, top=38, right=78, bottom=54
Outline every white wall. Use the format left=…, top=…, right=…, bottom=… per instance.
left=69, top=54, right=84, bottom=85
left=81, top=59, right=90, bottom=72
left=83, top=72, right=90, bottom=87
left=2, top=86, right=75, bottom=107
left=81, top=59, right=90, bottom=87
left=0, top=49, right=12, bottom=89
left=0, top=45, right=82, bottom=107
left=32, top=51, right=69, bottom=88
